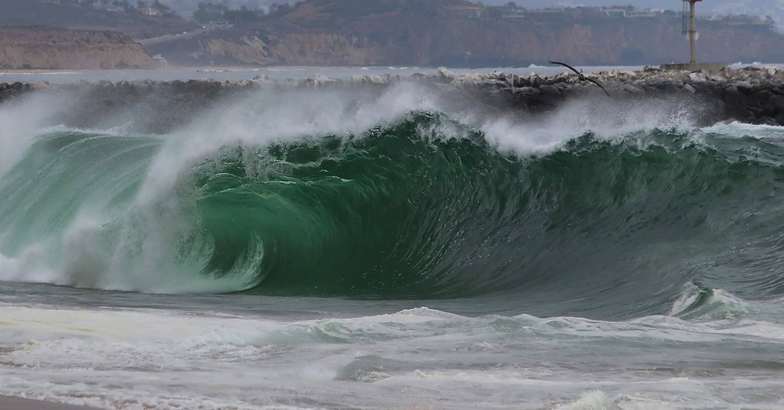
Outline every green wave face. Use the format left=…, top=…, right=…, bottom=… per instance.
left=191, top=113, right=527, bottom=296
left=2, top=114, right=784, bottom=318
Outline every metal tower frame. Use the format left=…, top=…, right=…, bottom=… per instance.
left=684, top=0, right=702, bottom=65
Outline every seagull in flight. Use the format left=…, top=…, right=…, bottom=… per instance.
left=550, top=61, right=611, bottom=97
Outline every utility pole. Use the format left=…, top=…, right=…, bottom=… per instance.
left=665, top=0, right=721, bottom=72
left=686, top=0, right=702, bottom=65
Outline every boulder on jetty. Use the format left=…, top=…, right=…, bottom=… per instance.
left=442, top=66, right=784, bottom=126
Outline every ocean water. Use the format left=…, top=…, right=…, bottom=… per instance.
left=0, top=63, right=781, bottom=85
left=1, top=78, right=784, bottom=409
left=0, top=65, right=641, bottom=84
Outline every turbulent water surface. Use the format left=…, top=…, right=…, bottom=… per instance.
left=1, top=82, right=784, bottom=409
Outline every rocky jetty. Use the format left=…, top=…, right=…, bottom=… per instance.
left=0, top=81, right=36, bottom=102
left=0, top=67, right=782, bottom=133
left=444, top=66, right=784, bottom=126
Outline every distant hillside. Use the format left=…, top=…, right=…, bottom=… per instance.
left=144, top=0, right=784, bottom=31
left=494, top=0, right=784, bottom=30
left=146, top=0, right=784, bottom=67
left=0, top=27, right=155, bottom=69
left=0, top=0, right=197, bottom=38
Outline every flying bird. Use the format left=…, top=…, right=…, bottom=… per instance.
left=550, top=61, right=610, bottom=97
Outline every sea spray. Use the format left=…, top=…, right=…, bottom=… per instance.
left=0, top=86, right=783, bottom=319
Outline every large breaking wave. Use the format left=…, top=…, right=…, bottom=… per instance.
left=1, top=84, right=784, bottom=318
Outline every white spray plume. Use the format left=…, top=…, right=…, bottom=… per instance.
left=0, top=93, right=65, bottom=175
left=138, top=83, right=699, bottom=203
left=137, top=82, right=441, bottom=204
left=478, top=96, right=695, bottom=154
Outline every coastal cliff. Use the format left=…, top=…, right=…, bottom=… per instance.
left=0, top=28, right=156, bottom=69
left=3, top=0, right=782, bottom=68
left=147, top=0, right=784, bottom=67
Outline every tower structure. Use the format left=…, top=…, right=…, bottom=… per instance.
left=665, top=0, right=721, bottom=71
left=684, top=0, right=703, bottom=65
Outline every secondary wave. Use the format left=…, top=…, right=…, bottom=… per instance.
left=1, top=112, right=784, bottom=318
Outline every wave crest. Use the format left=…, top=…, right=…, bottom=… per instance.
left=1, top=113, right=784, bottom=318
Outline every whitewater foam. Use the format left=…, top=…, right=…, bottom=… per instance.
left=699, top=120, right=784, bottom=140
left=557, top=391, right=618, bottom=410
left=4, top=301, right=784, bottom=409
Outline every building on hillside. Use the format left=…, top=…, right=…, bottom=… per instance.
left=137, top=0, right=168, bottom=17
left=501, top=12, right=527, bottom=19
left=496, top=4, right=527, bottom=20
left=602, top=6, right=633, bottom=17
left=536, top=8, right=567, bottom=14
left=445, top=5, right=484, bottom=19
left=41, top=0, right=127, bottom=12
left=627, top=10, right=661, bottom=18
left=91, top=0, right=126, bottom=12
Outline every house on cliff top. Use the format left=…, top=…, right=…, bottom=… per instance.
left=445, top=4, right=483, bottom=18
left=137, top=0, right=170, bottom=17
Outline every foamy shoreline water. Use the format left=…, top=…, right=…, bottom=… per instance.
left=0, top=395, right=98, bottom=410
left=2, top=287, right=784, bottom=409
